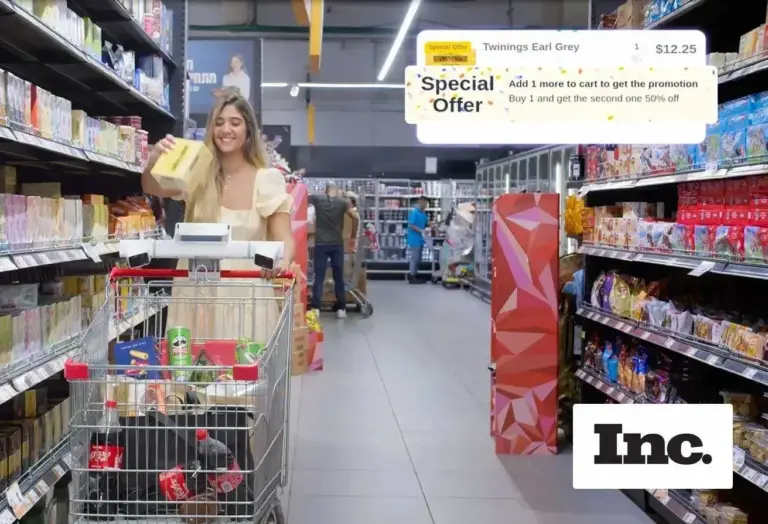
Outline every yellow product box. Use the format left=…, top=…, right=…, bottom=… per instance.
left=756, top=25, right=766, bottom=55
left=1, top=166, right=16, bottom=194
left=94, top=274, right=107, bottom=293
left=151, top=138, right=213, bottom=195
left=293, top=303, right=305, bottom=327
left=50, top=403, right=62, bottom=445
left=62, top=276, right=77, bottom=296
left=42, top=409, right=53, bottom=455
left=77, top=275, right=95, bottom=295
left=0, top=315, right=11, bottom=367
left=82, top=203, right=94, bottom=238
left=72, top=110, right=86, bottom=146
left=56, top=398, right=70, bottom=436
left=84, top=193, right=104, bottom=205
left=40, top=304, right=53, bottom=348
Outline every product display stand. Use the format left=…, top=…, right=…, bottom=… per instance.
left=471, top=146, right=578, bottom=302
left=490, top=193, right=559, bottom=455
left=0, top=1, right=186, bottom=521
left=572, top=1, right=768, bottom=522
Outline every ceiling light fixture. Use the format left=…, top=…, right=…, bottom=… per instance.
left=261, top=82, right=404, bottom=90
left=297, top=82, right=403, bottom=89
left=377, top=0, right=421, bottom=81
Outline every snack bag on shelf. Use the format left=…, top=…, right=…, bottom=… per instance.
left=564, top=195, right=584, bottom=236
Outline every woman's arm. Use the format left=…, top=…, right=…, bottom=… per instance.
left=267, top=211, right=295, bottom=271
left=142, top=134, right=182, bottom=199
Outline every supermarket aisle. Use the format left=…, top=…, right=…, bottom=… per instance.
left=284, top=282, right=655, bottom=524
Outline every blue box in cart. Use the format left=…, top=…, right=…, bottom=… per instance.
left=113, top=336, right=159, bottom=379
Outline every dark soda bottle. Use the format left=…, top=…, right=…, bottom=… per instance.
left=195, top=429, right=244, bottom=493
left=89, top=400, right=124, bottom=470
left=86, top=400, right=124, bottom=518
left=158, top=461, right=208, bottom=501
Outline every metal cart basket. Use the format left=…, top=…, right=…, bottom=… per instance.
left=64, top=224, right=294, bottom=524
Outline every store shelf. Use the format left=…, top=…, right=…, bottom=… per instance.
left=72, top=0, right=175, bottom=66
left=733, top=446, right=768, bottom=492
left=0, top=435, right=72, bottom=522
left=0, top=126, right=142, bottom=174
left=0, top=230, right=163, bottom=273
left=574, top=368, right=642, bottom=404
left=643, top=0, right=711, bottom=29
left=647, top=490, right=705, bottom=524
left=0, top=0, right=173, bottom=120
left=0, top=301, right=166, bottom=408
left=578, top=163, right=768, bottom=194
left=577, top=305, right=768, bottom=388
left=580, top=369, right=768, bottom=495
left=578, top=245, right=768, bottom=281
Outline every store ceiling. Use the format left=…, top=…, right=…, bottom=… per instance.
left=191, top=1, right=589, bottom=111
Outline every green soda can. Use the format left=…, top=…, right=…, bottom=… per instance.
left=167, top=326, right=192, bottom=381
left=237, top=341, right=265, bottom=365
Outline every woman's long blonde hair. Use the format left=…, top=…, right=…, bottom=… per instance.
left=185, top=93, right=270, bottom=222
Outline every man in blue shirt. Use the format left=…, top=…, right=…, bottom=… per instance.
left=406, top=196, right=429, bottom=284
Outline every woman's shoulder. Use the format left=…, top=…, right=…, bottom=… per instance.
left=255, top=167, right=283, bottom=180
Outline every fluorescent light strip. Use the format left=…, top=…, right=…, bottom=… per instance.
left=261, top=82, right=403, bottom=89
left=377, top=0, right=421, bottom=81
left=298, top=82, right=403, bottom=89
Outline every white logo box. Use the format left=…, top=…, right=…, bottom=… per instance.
left=573, top=404, right=733, bottom=490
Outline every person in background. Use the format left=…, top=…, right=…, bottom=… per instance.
left=407, top=196, right=430, bottom=284
left=309, top=183, right=358, bottom=318
left=221, top=54, right=251, bottom=102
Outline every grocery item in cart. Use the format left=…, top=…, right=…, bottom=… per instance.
left=158, top=461, right=208, bottom=502
left=168, top=326, right=192, bottom=381
left=236, top=338, right=264, bottom=365
left=113, top=336, right=159, bottom=379
left=86, top=399, right=124, bottom=516
left=88, top=400, right=124, bottom=470
left=196, top=429, right=244, bottom=493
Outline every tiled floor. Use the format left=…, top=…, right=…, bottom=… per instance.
left=283, top=282, right=657, bottom=524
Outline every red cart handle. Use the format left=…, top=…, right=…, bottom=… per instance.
left=109, top=267, right=295, bottom=281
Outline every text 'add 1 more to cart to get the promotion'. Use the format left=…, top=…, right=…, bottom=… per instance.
left=409, top=30, right=718, bottom=145
left=572, top=404, right=734, bottom=490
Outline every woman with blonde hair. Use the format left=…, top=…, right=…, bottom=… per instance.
left=142, top=93, right=295, bottom=344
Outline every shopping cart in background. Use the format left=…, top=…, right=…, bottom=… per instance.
left=308, top=193, right=374, bottom=317
left=64, top=224, right=293, bottom=524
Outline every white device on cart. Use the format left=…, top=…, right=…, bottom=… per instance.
left=119, top=222, right=284, bottom=279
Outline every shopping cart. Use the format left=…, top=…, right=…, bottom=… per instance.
left=64, top=223, right=294, bottom=524
left=307, top=196, right=373, bottom=317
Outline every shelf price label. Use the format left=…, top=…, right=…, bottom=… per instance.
left=6, top=482, right=30, bottom=518
left=683, top=513, right=697, bottom=524
left=0, top=509, right=15, bottom=524
left=688, top=260, right=716, bottom=277
left=733, top=446, right=746, bottom=469
left=742, top=368, right=758, bottom=379
left=756, top=474, right=768, bottom=488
